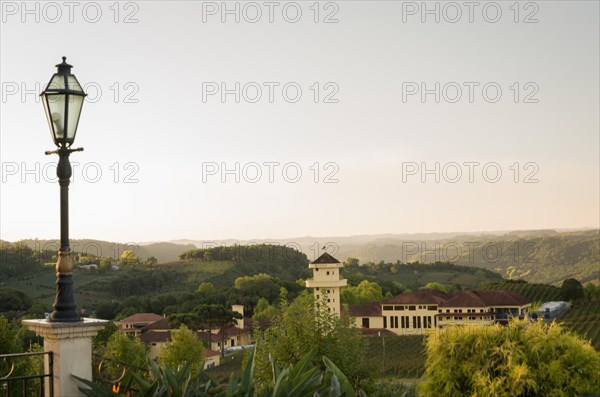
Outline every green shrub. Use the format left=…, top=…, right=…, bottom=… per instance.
left=419, top=319, right=600, bottom=396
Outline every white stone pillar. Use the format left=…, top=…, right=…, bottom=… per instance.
left=22, top=318, right=108, bottom=397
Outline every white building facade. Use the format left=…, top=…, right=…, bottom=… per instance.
left=305, top=253, right=347, bottom=316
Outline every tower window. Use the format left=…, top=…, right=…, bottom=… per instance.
left=326, top=271, right=330, bottom=275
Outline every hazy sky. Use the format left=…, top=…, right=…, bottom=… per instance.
left=1, top=1, right=599, bottom=243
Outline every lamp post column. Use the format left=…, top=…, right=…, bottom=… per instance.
left=24, top=57, right=108, bottom=397
left=49, top=146, right=82, bottom=322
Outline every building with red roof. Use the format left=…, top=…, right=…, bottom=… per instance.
left=117, top=313, right=164, bottom=336
left=349, top=289, right=530, bottom=335
left=118, top=305, right=250, bottom=369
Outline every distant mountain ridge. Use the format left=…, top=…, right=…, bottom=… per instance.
left=11, top=228, right=599, bottom=285
left=16, top=239, right=196, bottom=263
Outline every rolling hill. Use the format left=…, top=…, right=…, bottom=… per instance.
left=9, top=229, right=600, bottom=286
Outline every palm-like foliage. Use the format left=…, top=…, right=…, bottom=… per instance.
left=73, top=347, right=365, bottom=397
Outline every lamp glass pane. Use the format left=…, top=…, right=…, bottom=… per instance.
left=66, top=94, right=84, bottom=140
left=67, top=75, right=83, bottom=92
left=47, top=94, right=66, bottom=140
left=48, top=74, right=66, bottom=90
left=42, top=95, right=54, bottom=138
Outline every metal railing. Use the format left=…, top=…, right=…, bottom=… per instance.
left=92, top=354, right=148, bottom=395
left=0, top=352, right=53, bottom=397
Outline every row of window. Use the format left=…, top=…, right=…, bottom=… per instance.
left=441, top=308, right=522, bottom=314
left=361, top=315, right=495, bottom=328
left=383, top=315, right=436, bottom=329
left=382, top=305, right=437, bottom=311
left=437, top=308, right=488, bottom=314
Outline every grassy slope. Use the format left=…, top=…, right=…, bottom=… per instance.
left=559, top=300, right=600, bottom=350
left=205, top=351, right=245, bottom=380
left=365, top=335, right=427, bottom=378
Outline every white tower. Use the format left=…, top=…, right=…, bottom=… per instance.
left=306, top=252, right=347, bottom=316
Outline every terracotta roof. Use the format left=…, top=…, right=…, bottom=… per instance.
left=439, top=290, right=530, bottom=308
left=139, top=330, right=172, bottom=344
left=197, top=331, right=214, bottom=343
left=476, top=290, right=530, bottom=306
left=439, top=291, right=488, bottom=307
left=311, top=252, right=340, bottom=264
left=348, top=302, right=382, bottom=317
left=387, top=289, right=448, bottom=305
left=360, top=328, right=395, bottom=336
left=120, top=313, right=163, bottom=324
left=142, top=317, right=173, bottom=331
left=197, top=327, right=244, bottom=343
left=205, top=349, right=220, bottom=358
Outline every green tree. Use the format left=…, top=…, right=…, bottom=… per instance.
left=0, top=288, right=33, bottom=312
left=423, top=282, right=447, bottom=293
left=420, top=319, right=600, bottom=396
left=252, top=297, right=277, bottom=322
left=345, top=257, right=360, bottom=266
left=234, top=273, right=272, bottom=289
left=196, top=282, right=215, bottom=294
left=0, top=316, right=44, bottom=395
left=561, top=278, right=584, bottom=301
left=119, top=250, right=139, bottom=266
left=252, top=291, right=371, bottom=390
left=158, top=324, right=205, bottom=377
left=95, top=301, right=119, bottom=320
left=0, top=315, right=22, bottom=353
left=340, top=280, right=384, bottom=304
left=584, top=283, right=600, bottom=301
left=78, top=255, right=97, bottom=265
left=99, top=258, right=113, bottom=272
left=172, top=304, right=241, bottom=357
left=93, top=322, right=118, bottom=352
left=146, top=256, right=158, bottom=265
left=26, top=302, right=47, bottom=318
left=105, top=332, right=147, bottom=372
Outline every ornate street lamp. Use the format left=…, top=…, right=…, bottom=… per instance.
left=41, top=57, right=87, bottom=322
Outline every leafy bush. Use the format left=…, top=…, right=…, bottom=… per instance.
left=420, top=319, right=600, bottom=396
left=158, top=325, right=205, bottom=377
